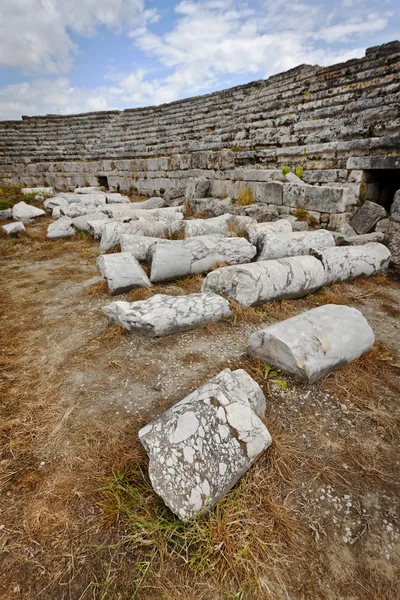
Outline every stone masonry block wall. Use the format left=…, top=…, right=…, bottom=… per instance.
left=0, top=40, right=399, bottom=220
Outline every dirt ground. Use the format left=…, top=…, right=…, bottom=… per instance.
left=1, top=217, right=400, bottom=600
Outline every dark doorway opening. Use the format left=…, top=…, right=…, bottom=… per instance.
left=97, top=175, right=109, bottom=190
left=364, top=169, right=400, bottom=211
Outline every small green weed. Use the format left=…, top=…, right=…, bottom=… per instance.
left=281, top=165, right=291, bottom=176
left=260, top=364, right=288, bottom=395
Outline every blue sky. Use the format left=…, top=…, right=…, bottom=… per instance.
left=0, top=0, right=398, bottom=119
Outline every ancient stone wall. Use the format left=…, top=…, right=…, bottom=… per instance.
left=0, top=41, right=399, bottom=223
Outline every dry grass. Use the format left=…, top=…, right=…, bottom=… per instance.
left=1, top=221, right=400, bottom=600
left=320, top=344, right=400, bottom=431
left=98, top=422, right=315, bottom=599
left=237, top=186, right=254, bottom=206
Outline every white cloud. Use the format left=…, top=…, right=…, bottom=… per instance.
left=0, top=0, right=394, bottom=119
left=0, top=0, right=157, bottom=73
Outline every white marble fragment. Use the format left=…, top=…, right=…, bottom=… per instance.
left=103, top=292, right=231, bottom=336
left=120, top=234, right=160, bottom=261
left=2, top=221, right=25, bottom=235
left=247, top=304, right=375, bottom=383
left=22, top=187, right=54, bottom=196
left=313, top=243, right=391, bottom=285
left=248, top=219, right=292, bottom=245
left=202, top=255, right=325, bottom=306
left=139, top=368, right=271, bottom=521
left=149, top=235, right=257, bottom=282
left=74, top=187, right=104, bottom=194
left=47, top=217, right=75, bottom=239
left=105, top=193, right=131, bottom=204
left=13, top=201, right=46, bottom=221
left=97, top=252, right=151, bottom=295
left=100, top=220, right=166, bottom=252
left=257, top=230, right=335, bottom=261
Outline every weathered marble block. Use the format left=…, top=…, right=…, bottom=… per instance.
left=139, top=368, right=271, bottom=521
left=13, top=201, right=46, bottom=221
left=47, top=217, right=75, bottom=239
left=97, top=252, right=151, bottom=295
left=120, top=234, right=160, bottom=261
left=257, top=230, right=335, bottom=261
left=105, top=193, right=130, bottom=204
left=126, top=197, right=165, bottom=210
left=187, top=196, right=233, bottom=217
left=248, top=219, right=292, bottom=245
left=168, top=213, right=233, bottom=238
left=202, top=255, right=325, bottom=306
left=391, top=190, right=400, bottom=223
left=103, top=292, right=232, bottom=336
left=247, top=304, right=375, bottom=383
left=72, top=212, right=109, bottom=233
left=350, top=201, right=387, bottom=234
left=100, top=220, right=166, bottom=252
left=2, top=221, right=25, bottom=235
left=74, top=186, right=104, bottom=194
left=341, top=232, right=384, bottom=246
left=0, top=209, right=13, bottom=220
left=101, top=205, right=183, bottom=221
left=313, top=243, right=391, bottom=285
left=22, top=187, right=54, bottom=196
left=149, top=235, right=257, bottom=282
left=44, top=196, right=70, bottom=212
left=185, top=177, right=210, bottom=201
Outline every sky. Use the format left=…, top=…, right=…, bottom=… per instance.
left=0, top=0, right=398, bottom=120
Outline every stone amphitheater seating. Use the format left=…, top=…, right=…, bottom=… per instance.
left=0, top=41, right=399, bottom=226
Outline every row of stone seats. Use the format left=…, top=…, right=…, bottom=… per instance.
left=0, top=43, right=398, bottom=165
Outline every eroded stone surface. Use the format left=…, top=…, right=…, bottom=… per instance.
left=100, top=220, right=167, bottom=252
left=103, top=292, right=232, bottom=336
left=139, top=368, right=271, bottom=520
left=2, top=221, right=25, bottom=235
left=313, top=243, right=391, bottom=285
left=202, top=255, right=325, bottom=306
left=257, top=230, right=335, bottom=261
left=247, top=304, right=375, bottom=383
left=341, top=232, right=384, bottom=245
left=248, top=219, right=292, bottom=245
left=97, top=252, right=151, bottom=295
left=350, top=201, right=387, bottom=234
left=149, top=235, right=257, bottom=282
left=391, top=190, right=400, bottom=223
left=120, top=234, right=159, bottom=261
left=13, top=201, right=46, bottom=221
left=47, top=217, right=75, bottom=239
left=22, top=187, right=54, bottom=196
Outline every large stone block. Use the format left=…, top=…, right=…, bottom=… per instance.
left=47, top=217, right=75, bottom=239
left=149, top=235, right=257, bottom=282
left=247, top=304, right=375, bottom=383
left=257, top=230, right=335, bottom=261
left=188, top=196, right=233, bottom=217
left=350, top=201, right=387, bottom=234
left=185, top=177, right=210, bottom=201
left=97, top=252, right=151, bottom=295
left=283, top=184, right=349, bottom=213
left=313, top=243, right=391, bottom=285
left=120, top=234, right=159, bottom=261
left=2, top=221, right=25, bottom=235
left=139, top=368, right=271, bottom=521
left=202, top=255, right=325, bottom=306
left=13, top=201, right=46, bottom=221
left=100, top=220, right=166, bottom=252
left=22, top=187, right=54, bottom=196
left=389, top=190, right=400, bottom=223
left=103, top=292, right=232, bottom=336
